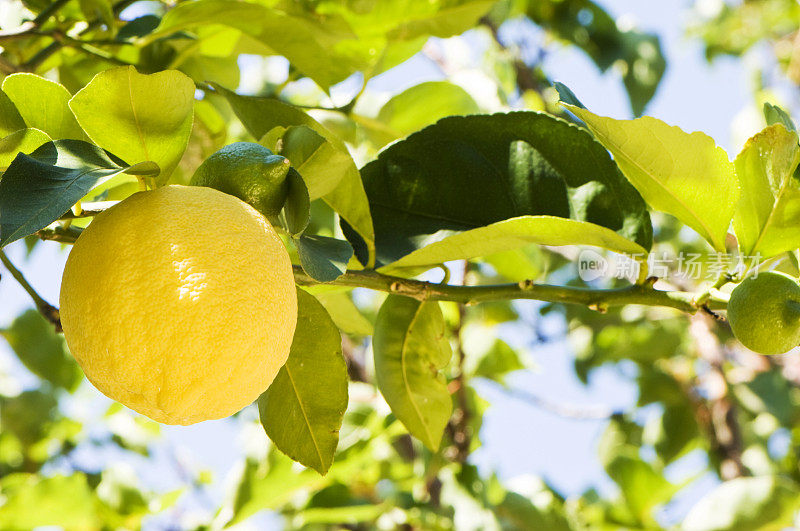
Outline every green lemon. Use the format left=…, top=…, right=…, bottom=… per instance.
left=727, top=271, right=800, bottom=355
left=190, top=142, right=291, bottom=223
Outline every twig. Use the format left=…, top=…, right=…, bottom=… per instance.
left=0, top=250, right=61, bottom=331
left=490, top=381, right=620, bottom=420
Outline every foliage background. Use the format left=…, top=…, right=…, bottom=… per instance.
left=1, top=0, right=800, bottom=529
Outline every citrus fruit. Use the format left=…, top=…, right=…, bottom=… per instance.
left=190, top=142, right=291, bottom=223
left=727, top=271, right=800, bottom=355
left=59, top=185, right=298, bottom=424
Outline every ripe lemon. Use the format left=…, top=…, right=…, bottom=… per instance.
left=59, top=185, right=297, bottom=425
left=190, top=142, right=291, bottom=224
left=727, top=271, right=800, bottom=355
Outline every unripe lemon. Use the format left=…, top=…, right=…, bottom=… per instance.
left=190, top=142, right=291, bottom=224
left=59, top=185, right=297, bottom=424
left=727, top=271, right=800, bottom=355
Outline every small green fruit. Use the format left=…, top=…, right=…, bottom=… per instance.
left=727, top=271, right=800, bottom=355
left=190, top=142, right=291, bottom=223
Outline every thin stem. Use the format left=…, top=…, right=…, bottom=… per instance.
left=489, top=381, right=619, bottom=420
left=0, top=250, right=61, bottom=330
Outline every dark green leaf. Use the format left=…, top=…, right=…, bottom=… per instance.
left=553, top=81, right=586, bottom=110
left=0, top=89, right=25, bottom=137
left=0, top=139, right=159, bottom=247
left=1, top=310, right=82, bottom=392
left=116, top=15, right=161, bottom=41
left=373, top=296, right=452, bottom=450
left=296, top=234, right=353, bottom=282
left=282, top=168, right=310, bottom=236
left=344, top=112, right=652, bottom=266
left=258, top=289, right=348, bottom=474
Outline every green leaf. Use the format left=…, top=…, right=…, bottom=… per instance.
left=0, top=89, right=25, bottom=137
left=296, top=234, right=354, bottom=282
left=553, top=81, right=586, bottom=110
left=212, top=84, right=375, bottom=258
left=682, top=476, right=800, bottom=531
left=282, top=168, right=311, bottom=236
left=373, top=296, right=453, bottom=450
left=0, top=128, right=51, bottom=171
left=376, top=81, right=480, bottom=140
left=258, top=289, right=348, bottom=475
left=566, top=104, right=738, bottom=251
left=345, top=112, right=652, bottom=267
left=313, top=292, right=373, bottom=336
left=68, top=66, right=194, bottom=181
left=763, top=102, right=796, bottom=131
left=732, top=124, right=800, bottom=258
left=605, top=452, right=678, bottom=524
left=385, top=1, right=494, bottom=40
left=154, top=0, right=357, bottom=89
left=0, top=140, right=159, bottom=247
left=0, top=474, right=101, bottom=530
left=1, top=310, right=82, bottom=392
left=384, top=215, right=647, bottom=271
left=2, top=74, right=85, bottom=140
left=278, top=125, right=354, bottom=200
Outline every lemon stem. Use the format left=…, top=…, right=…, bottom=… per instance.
left=0, top=250, right=61, bottom=330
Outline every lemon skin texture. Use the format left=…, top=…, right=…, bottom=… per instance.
left=727, top=271, right=800, bottom=355
left=190, top=142, right=291, bottom=224
left=59, top=185, right=298, bottom=425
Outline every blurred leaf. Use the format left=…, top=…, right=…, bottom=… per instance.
left=373, top=296, right=453, bottom=450
left=0, top=474, right=101, bottom=529
left=117, top=14, right=161, bottom=41
left=682, top=476, right=800, bottom=531
left=259, top=289, right=348, bottom=474
left=2, top=310, right=82, bottom=392
left=226, top=451, right=324, bottom=526
left=0, top=140, right=159, bottom=247
left=2, top=74, right=85, bottom=140
left=314, top=291, right=373, bottom=336
left=69, top=66, right=194, bottom=181
left=733, top=370, right=796, bottom=426
left=0, top=390, right=58, bottom=447
left=605, top=452, right=677, bottom=524
left=345, top=112, right=652, bottom=267
left=0, top=128, right=51, bottom=171
left=464, top=338, right=526, bottom=384
left=733, top=124, right=800, bottom=258
left=529, top=1, right=665, bottom=116
left=296, top=234, right=353, bottom=282
left=566, top=104, right=738, bottom=251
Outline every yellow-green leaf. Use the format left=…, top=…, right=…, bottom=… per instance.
left=566, top=104, right=738, bottom=251
left=0, top=128, right=51, bottom=171
left=2, top=74, right=85, bottom=140
left=733, top=124, right=800, bottom=258
left=373, top=296, right=452, bottom=450
left=69, top=66, right=194, bottom=181
left=383, top=215, right=647, bottom=271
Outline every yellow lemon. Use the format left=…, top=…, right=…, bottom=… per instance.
left=59, top=185, right=297, bottom=424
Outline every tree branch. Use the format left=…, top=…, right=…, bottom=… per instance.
left=0, top=250, right=61, bottom=331
left=33, top=225, right=728, bottom=314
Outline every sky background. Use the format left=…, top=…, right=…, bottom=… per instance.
left=0, top=0, right=776, bottom=528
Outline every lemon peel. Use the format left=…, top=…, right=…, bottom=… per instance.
left=60, top=185, right=297, bottom=424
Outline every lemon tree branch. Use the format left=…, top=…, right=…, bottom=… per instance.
left=0, top=250, right=61, bottom=330
left=31, top=227, right=727, bottom=315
